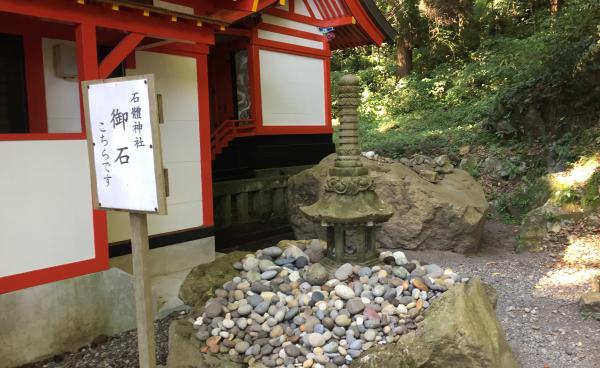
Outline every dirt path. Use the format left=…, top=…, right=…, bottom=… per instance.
left=405, top=220, right=600, bottom=368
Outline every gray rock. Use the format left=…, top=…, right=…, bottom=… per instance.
left=358, top=267, right=372, bottom=277
left=308, top=333, right=327, bottom=347
left=424, top=264, right=444, bottom=278
left=204, top=301, right=222, bottom=318
left=248, top=294, right=264, bottom=307
left=287, top=155, right=489, bottom=253
left=392, top=267, right=409, bottom=279
left=305, top=263, right=329, bottom=286
left=262, top=246, right=283, bottom=258
left=334, top=284, right=355, bottom=300
left=261, top=270, right=278, bottom=280
left=235, top=341, right=250, bottom=354
left=346, top=298, right=365, bottom=315
left=237, top=304, right=252, bottom=316
left=284, top=344, right=301, bottom=357
left=335, top=263, right=354, bottom=281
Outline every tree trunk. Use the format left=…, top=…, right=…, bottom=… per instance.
left=396, top=38, right=413, bottom=78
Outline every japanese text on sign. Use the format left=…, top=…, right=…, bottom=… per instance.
left=85, top=76, right=164, bottom=213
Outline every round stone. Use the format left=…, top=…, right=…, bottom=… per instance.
left=393, top=251, right=408, bottom=266
left=284, top=344, right=301, bottom=357
left=323, top=341, right=338, bottom=353
left=243, top=257, right=260, bottom=271
left=346, top=298, right=365, bottom=315
left=270, top=325, right=284, bottom=338
left=392, top=266, right=410, bottom=279
left=357, top=267, right=372, bottom=277
left=364, top=329, right=377, bottom=342
left=261, top=270, right=278, bottom=280
left=222, top=319, right=234, bottom=329
left=334, top=263, right=353, bottom=281
left=248, top=294, right=264, bottom=307
left=424, top=264, right=444, bottom=278
left=238, top=304, right=253, bottom=316
left=334, top=284, right=355, bottom=300
left=235, top=341, right=250, bottom=354
left=335, top=314, right=351, bottom=327
left=308, top=333, right=327, bottom=348
left=295, top=256, right=309, bottom=268
left=305, top=263, right=329, bottom=286
left=262, top=246, right=283, bottom=258
left=204, top=301, right=223, bottom=318
left=254, top=300, right=270, bottom=315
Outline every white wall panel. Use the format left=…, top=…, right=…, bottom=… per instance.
left=42, top=39, right=82, bottom=133
left=294, top=0, right=311, bottom=16
left=108, top=51, right=202, bottom=243
left=261, top=14, right=321, bottom=34
left=0, top=140, right=95, bottom=277
left=259, top=50, right=326, bottom=126
left=258, top=30, right=324, bottom=49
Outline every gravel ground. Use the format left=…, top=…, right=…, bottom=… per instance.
left=21, top=219, right=600, bottom=368
left=404, top=220, right=600, bottom=368
left=20, top=312, right=179, bottom=368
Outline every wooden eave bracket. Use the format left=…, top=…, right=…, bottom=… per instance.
left=99, top=32, right=144, bottom=78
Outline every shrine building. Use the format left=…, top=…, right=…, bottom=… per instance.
left=0, top=1, right=394, bottom=365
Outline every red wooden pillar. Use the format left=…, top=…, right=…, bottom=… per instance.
left=197, top=52, right=214, bottom=227
left=76, top=22, right=109, bottom=267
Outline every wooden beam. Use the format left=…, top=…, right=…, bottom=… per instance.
left=99, top=32, right=144, bottom=78
left=0, top=0, right=215, bottom=45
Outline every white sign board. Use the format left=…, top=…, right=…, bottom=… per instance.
left=82, top=75, right=166, bottom=214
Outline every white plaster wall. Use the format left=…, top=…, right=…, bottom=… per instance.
left=257, top=29, right=324, bottom=49
left=107, top=51, right=203, bottom=242
left=259, top=49, right=326, bottom=126
left=306, top=0, right=324, bottom=19
left=0, top=140, right=95, bottom=278
left=261, top=14, right=321, bottom=34
left=42, top=39, right=82, bottom=133
left=294, top=0, right=311, bottom=16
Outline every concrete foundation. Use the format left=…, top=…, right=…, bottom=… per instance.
left=0, top=268, right=136, bottom=368
left=0, top=237, right=216, bottom=368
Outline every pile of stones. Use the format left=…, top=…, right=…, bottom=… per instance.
left=399, top=154, right=455, bottom=183
left=191, top=240, right=463, bottom=368
left=360, top=151, right=455, bottom=183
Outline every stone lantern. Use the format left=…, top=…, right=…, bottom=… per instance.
left=300, top=74, right=393, bottom=269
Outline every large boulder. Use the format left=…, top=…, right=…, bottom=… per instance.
left=179, top=251, right=249, bottom=309
left=355, top=278, right=519, bottom=368
left=288, top=155, right=488, bottom=253
left=167, top=319, right=241, bottom=368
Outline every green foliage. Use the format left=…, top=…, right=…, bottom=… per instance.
left=494, top=177, right=552, bottom=223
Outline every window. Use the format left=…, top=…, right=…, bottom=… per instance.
left=0, top=33, right=28, bottom=134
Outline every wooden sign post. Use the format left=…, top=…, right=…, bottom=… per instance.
left=82, top=75, right=167, bottom=368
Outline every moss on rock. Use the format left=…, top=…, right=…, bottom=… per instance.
left=178, top=251, right=249, bottom=309
left=355, top=278, right=518, bottom=368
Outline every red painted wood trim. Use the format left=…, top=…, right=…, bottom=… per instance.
left=254, top=38, right=330, bottom=58
left=196, top=54, right=214, bottom=227
left=343, top=0, right=385, bottom=45
left=289, top=0, right=295, bottom=12
left=76, top=22, right=99, bottom=134
left=257, top=22, right=326, bottom=42
left=0, top=0, right=215, bottom=45
left=312, top=0, right=327, bottom=19
left=143, top=42, right=210, bottom=57
left=0, top=257, right=108, bottom=295
left=98, top=32, right=145, bottom=79
left=22, top=27, right=48, bottom=133
left=0, top=133, right=86, bottom=141
left=303, top=0, right=317, bottom=18
left=259, top=125, right=333, bottom=134
left=324, top=52, right=332, bottom=131
left=266, top=7, right=353, bottom=27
